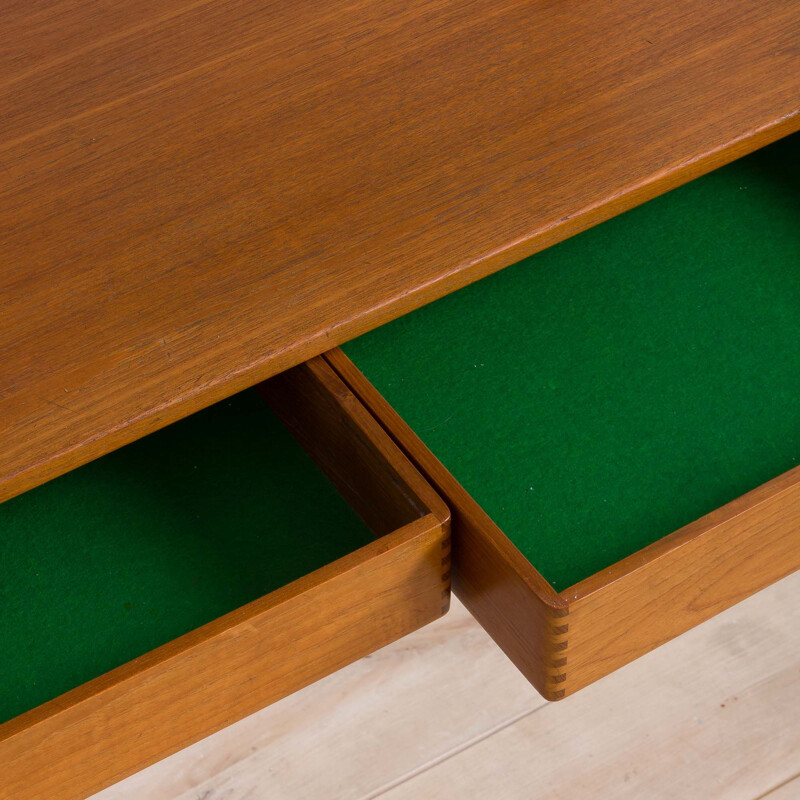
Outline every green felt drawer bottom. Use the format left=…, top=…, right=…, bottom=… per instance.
left=343, top=131, right=800, bottom=592
left=0, top=389, right=372, bottom=726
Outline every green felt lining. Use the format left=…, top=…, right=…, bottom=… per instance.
left=344, top=132, right=800, bottom=592
left=0, top=390, right=372, bottom=726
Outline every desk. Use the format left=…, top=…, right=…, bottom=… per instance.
left=2, top=0, right=800, bottom=796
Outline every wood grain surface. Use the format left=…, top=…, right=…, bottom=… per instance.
left=94, top=596, right=545, bottom=800
left=562, top=465, right=800, bottom=694
left=0, top=358, right=450, bottom=800
left=327, top=348, right=800, bottom=699
left=2, top=0, right=799, bottom=501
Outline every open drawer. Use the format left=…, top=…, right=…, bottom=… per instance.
left=0, top=357, right=450, bottom=799
left=334, top=132, right=800, bottom=700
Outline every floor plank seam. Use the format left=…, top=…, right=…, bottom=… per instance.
left=753, top=770, right=800, bottom=800
left=364, top=705, right=545, bottom=800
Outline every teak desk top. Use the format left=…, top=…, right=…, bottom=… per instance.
left=2, top=0, right=799, bottom=501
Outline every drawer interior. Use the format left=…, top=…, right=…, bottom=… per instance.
left=343, top=131, right=800, bottom=592
left=0, top=387, right=374, bottom=726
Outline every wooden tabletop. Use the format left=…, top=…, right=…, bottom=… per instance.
left=2, top=0, right=799, bottom=502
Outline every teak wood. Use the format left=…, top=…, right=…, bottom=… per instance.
left=326, top=348, right=800, bottom=700
left=2, top=0, right=799, bottom=502
left=0, top=357, right=450, bottom=800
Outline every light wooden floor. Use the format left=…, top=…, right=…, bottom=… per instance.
left=95, top=571, right=800, bottom=800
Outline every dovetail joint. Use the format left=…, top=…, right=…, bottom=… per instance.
left=546, top=607, right=569, bottom=698
left=440, top=536, right=452, bottom=614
